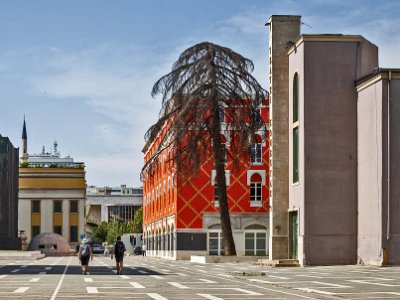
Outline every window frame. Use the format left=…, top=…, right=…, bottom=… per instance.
left=54, top=225, right=62, bottom=235
left=70, top=200, right=78, bottom=213
left=32, top=200, right=41, bottom=213
left=213, top=185, right=219, bottom=207
left=250, top=143, right=262, bottom=164
left=53, top=200, right=62, bottom=213
left=70, top=225, right=78, bottom=242
left=292, top=72, right=300, bottom=184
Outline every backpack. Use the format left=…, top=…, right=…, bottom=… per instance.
left=80, top=244, right=90, bottom=256
left=116, top=242, right=125, bottom=256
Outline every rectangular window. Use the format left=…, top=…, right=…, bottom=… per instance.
left=221, top=143, right=227, bottom=164
left=293, top=127, right=299, bottom=183
left=245, top=232, right=267, bottom=256
left=253, top=108, right=262, bottom=124
left=70, top=226, right=78, bottom=242
left=54, top=200, right=62, bottom=213
left=250, top=144, right=262, bottom=164
left=70, top=200, right=78, bottom=213
left=250, top=183, right=262, bottom=202
left=208, top=232, right=224, bottom=255
left=214, top=185, right=219, bottom=207
left=32, top=226, right=40, bottom=238
left=32, top=200, right=41, bottom=213
left=256, top=232, right=267, bottom=256
left=245, top=232, right=255, bottom=255
left=54, top=226, right=62, bottom=235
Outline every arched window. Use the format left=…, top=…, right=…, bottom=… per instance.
left=293, top=73, right=299, bottom=123
left=250, top=134, right=262, bottom=164
left=250, top=173, right=262, bottom=206
left=293, top=73, right=299, bottom=183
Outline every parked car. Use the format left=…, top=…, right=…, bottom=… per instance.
left=133, top=245, right=142, bottom=255
left=92, top=243, right=104, bottom=254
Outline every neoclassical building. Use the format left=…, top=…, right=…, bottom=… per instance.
left=18, top=119, right=86, bottom=249
left=142, top=102, right=270, bottom=259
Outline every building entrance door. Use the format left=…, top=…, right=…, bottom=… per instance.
left=289, top=211, right=298, bottom=259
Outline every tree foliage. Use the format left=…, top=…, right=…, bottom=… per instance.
left=132, top=207, right=143, bottom=233
left=92, top=221, right=108, bottom=243
left=143, top=42, right=268, bottom=255
left=92, top=217, right=142, bottom=244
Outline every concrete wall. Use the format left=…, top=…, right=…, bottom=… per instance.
left=289, top=36, right=378, bottom=265
left=384, top=75, right=400, bottom=264
left=357, top=71, right=400, bottom=265
left=357, top=79, right=383, bottom=265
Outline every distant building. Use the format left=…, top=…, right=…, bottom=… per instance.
left=0, top=133, right=21, bottom=250
left=18, top=119, right=86, bottom=248
left=86, top=185, right=142, bottom=226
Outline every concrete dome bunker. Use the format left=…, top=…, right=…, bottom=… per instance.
left=27, top=232, right=71, bottom=256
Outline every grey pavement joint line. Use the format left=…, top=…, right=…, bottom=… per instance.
left=50, top=256, right=72, bottom=300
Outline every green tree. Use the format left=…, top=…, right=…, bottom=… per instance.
left=106, top=220, right=119, bottom=244
left=132, top=207, right=143, bottom=233
left=92, top=221, right=108, bottom=243
left=144, top=42, right=267, bottom=255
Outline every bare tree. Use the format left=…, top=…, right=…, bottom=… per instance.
left=143, top=42, right=267, bottom=256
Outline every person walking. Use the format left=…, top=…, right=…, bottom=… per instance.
left=114, top=236, right=126, bottom=275
left=78, top=238, right=93, bottom=275
left=142, top=243, right=147, bottom=256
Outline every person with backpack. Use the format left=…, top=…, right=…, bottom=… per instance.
left=78, top=238, right=93, bottom=275
left=113, top=235, right=126, bottom=275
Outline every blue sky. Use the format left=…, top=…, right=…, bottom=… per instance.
left=0, top=0, right=399, bottom=187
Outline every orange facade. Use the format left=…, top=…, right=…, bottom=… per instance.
left=142, top=100, right=270, bottom=259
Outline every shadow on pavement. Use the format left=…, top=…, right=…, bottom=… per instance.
left=0, top=265, right=164, bottom=276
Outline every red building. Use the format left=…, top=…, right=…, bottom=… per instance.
left=142, top=100, right=270, bottom=259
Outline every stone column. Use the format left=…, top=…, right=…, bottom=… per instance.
left=268, top=15, right=301, bottom=259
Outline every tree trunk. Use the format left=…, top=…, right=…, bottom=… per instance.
left=209, top=48, right=236, bottom=256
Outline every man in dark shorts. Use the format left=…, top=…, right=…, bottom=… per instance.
left=78, top=238, right=93, bottom=275
left=114, top=236, right=126, bottom=275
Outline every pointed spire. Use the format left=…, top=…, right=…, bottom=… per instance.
left=22, top=115, right=27, bottom=140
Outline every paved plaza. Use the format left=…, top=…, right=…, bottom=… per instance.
left=0, top=255, right=400, bottom=299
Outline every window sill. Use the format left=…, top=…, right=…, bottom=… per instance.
left=250, top=202, right=262, bottom=207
